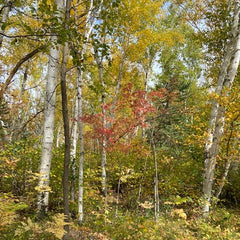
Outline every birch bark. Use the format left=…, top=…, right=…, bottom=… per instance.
left=203, top=1, right=240, bottom=214
left=77, top=66, right=84, bottom=223
left=75, top=0, right=103, bottom=223
left=70, top=97, right=78, bottom=201
left=0, top=0, right=12, bottom=48
left=37, top=0, right=64, bottom=216
left=94, top=51, right=107, bottom=197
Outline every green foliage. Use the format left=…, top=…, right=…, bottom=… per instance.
left=0, top=137, right=41, bottom=197
left=75, top=207, right=240, bottom=240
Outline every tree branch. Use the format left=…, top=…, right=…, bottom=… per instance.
left=0, top=45, right=45, bottom=101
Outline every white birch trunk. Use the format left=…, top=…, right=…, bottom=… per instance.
left=74, top=0, right=103, bottom=224
left=94, top=54, right=107, bottom=196
left=70, top=97, right=78, bottom=201
left=203, top=1, right=240, bottom=214
left=77, top=66, right=84, bottom=223
left=0, top=0, right=12, bottom=48
left=100, top=64, right=107, bottom=196
left=216, top=139, right=238, bottom=198
left=37, top=0, right=64, bottom=215
left=0, top=119, right=8, bottom=142
left=94, top=48, right=108, bottom=216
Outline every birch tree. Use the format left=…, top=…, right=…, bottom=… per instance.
left=37, top=0, right=64, bottom=216
left=0, top=0, right=12, bottom=47
left=71, top=0, right=103, bottom=223
left=203, top=0, right=240, bottom=214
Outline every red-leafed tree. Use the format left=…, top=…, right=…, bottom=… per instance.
left=82, top=83, right=167, bottom=152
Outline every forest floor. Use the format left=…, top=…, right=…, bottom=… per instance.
left=1, top=193, right=240, bottom=240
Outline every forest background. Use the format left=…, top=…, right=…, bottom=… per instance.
left=1, top=0, right=240, bottom=239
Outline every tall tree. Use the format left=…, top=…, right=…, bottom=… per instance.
left=37, top=0, right=64, bottom=216
left=60, top=0, right=72, bottom=237
left=203, top=0, right=240, bottom=214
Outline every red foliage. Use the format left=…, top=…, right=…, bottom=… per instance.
left=82, top=84, right=167, bottom=152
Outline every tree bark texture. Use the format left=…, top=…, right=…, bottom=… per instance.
left=77, top=66, right=84, bottom=223
left=203, top=1, right=240, bottom=214
left=37, top=0, right=64, bottom=216
left=0, top=0, right=12, bottom=48
left=70, top=97, right=78, bottom=201
left=75, top=0, right=103, bottom=223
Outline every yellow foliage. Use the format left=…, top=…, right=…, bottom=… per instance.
left=15, top=213, right=66, bottom=239
left=171, top=208, right=187, bottom=220
left=0, top=194, right=28, bottom=228
left=139, top=201, right=154, bottom=209
left=45, top=213, right=67, bottom=239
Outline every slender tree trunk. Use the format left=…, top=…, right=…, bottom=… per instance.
left=37, top=0, right=64, bottom=217
left=12, top=63, right=29, bottom=140
left=0, top=0, right=12, bottom=48
left=60, top=41, right=71, bottom=240
left=101, top=71, right=107, bottom=197
left=216, top=137, right=237, bottom=199
left=94, top=48, right=107, bottom=197
left=115, top=177, right=121, bottom=217
left=70, top=97, right=78, bottom=201
left=0, top=119, right=8, bottom=142
left=60, top=0, right=72, bottom=235
left=152, top=138, right=159, bottom=222
left=101, top=94, right=107, bottom=197
left=94, top=50, right=108, bottom=222
left=77, top=66, right=84, bottom=224
left=20, top=63, right=29, bottom=99
left=216, top=159, right=232, bottom=199
left=203, top=1, right=240, bottom=215
left=73, top=0, right=103, bottom=224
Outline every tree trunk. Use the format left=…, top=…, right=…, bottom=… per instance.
left=202, top=1, right=240, bottom=215
left=73, top=0, right=103, bottom=224
left=216, top=138, right=237, bottom=199
left=70, top=97, right=78, bottom=201
left=77, top=66, right=84, bottom=224
left=0, top=0, right=12, bottom=48
left=152, top=138, right=159, bottom=222
left=37, top=0, right=64, bottom=217
left=60, top=41, right=71, bottom=240
left=60, top=1, right=72, bottom=237
left=94, top=49, right=108, bottom=219
left=115, top=177, right=121, bottom=217
left=101, top=94, right=107, bottom=197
